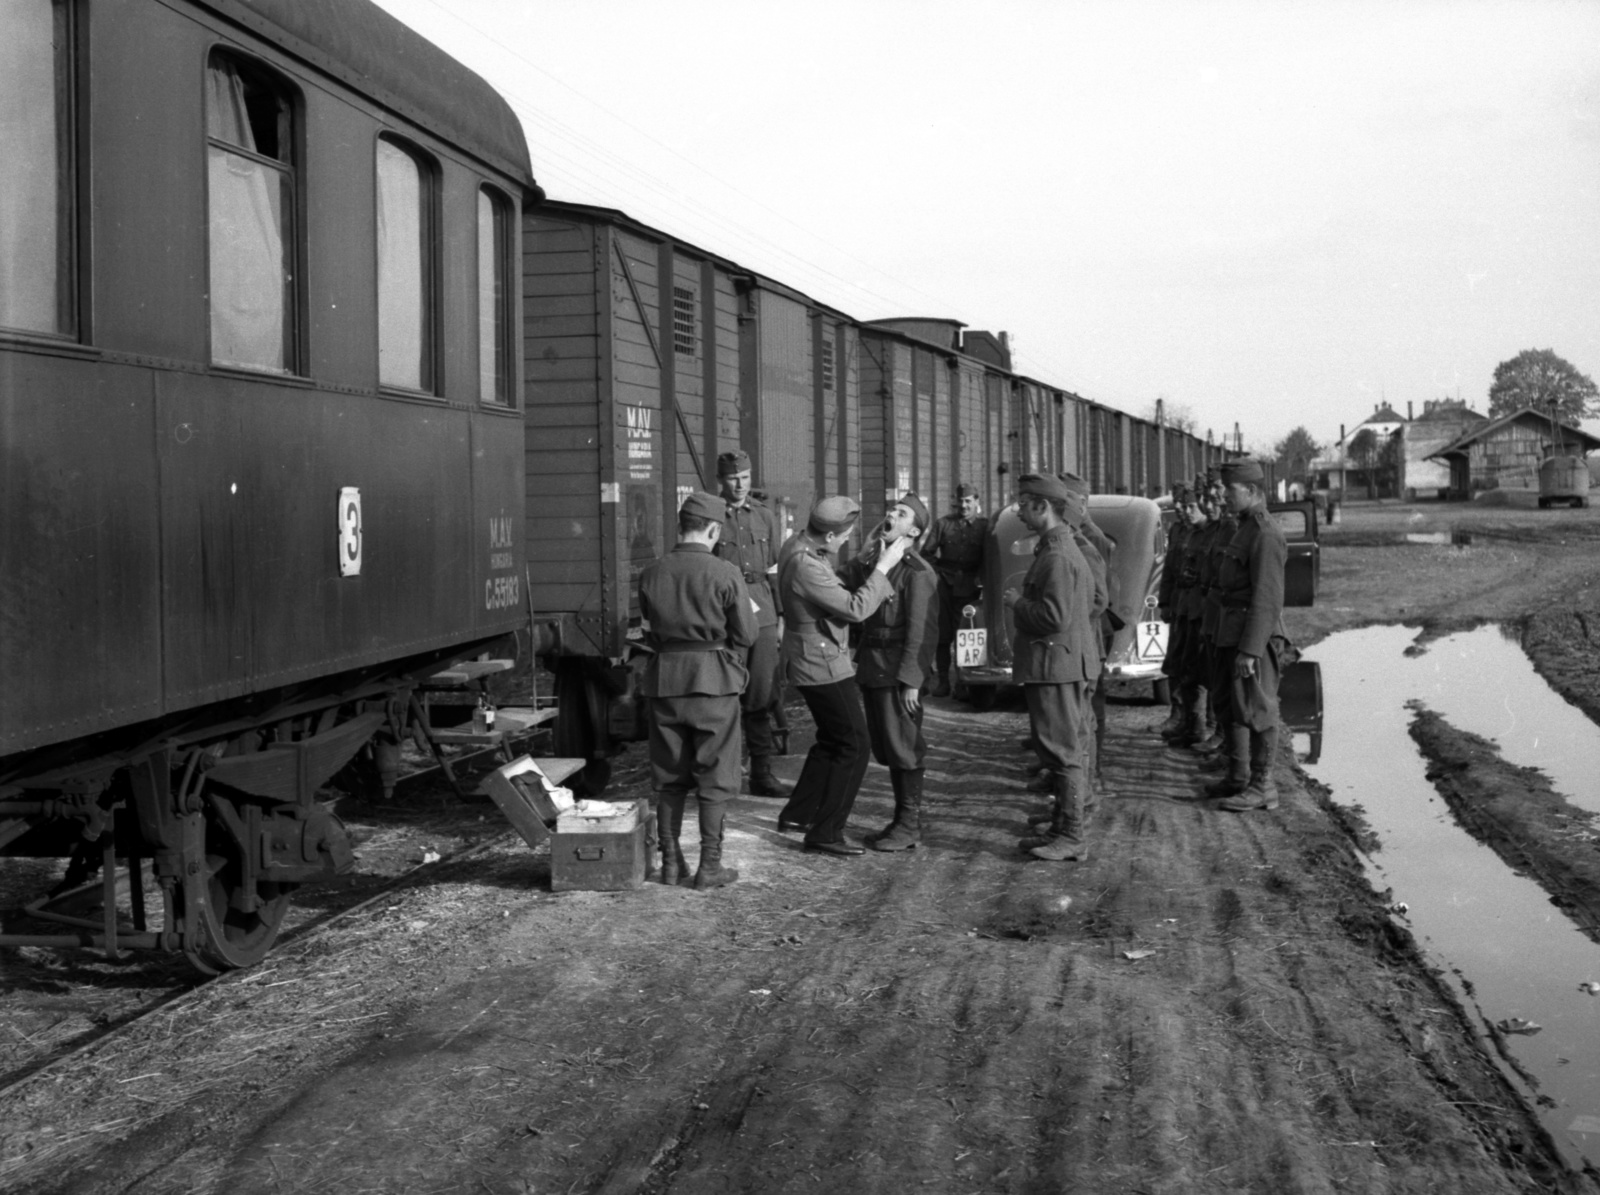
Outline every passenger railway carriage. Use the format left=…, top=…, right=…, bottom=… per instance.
left=0, top=0, right=538, bottom=971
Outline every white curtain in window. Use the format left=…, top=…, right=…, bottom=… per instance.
left=477, top=189, right=503, bottom=403
left=208, top=58, right=287, bottom=371
left=377, top=140, right=425, bottom=389
left=0, top=0, right=61, bottom=333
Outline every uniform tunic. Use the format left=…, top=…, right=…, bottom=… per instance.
left=1011, top=525, right=1099, bottom=788
left=1198, top=512, right=1239, bottom=696
left=923, top=512, right=989, bottom=670
left=776, top=543, right=893, bottom=844
left=714, top=497, right=786, bottom=755
left=1157, top=522, right=1191, bottom=680
left=842, top=547, right=937, bottom=770
left=1214, top=507, right=1289, bottom=732
left=638, top=543, right=759, bottom=804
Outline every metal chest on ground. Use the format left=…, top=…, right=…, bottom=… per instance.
left=549, top=798, right=650, bottom=893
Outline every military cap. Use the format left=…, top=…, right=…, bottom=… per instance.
left=1219, top=458, right=1266, bottom=485
left=716, top=450, right=752, bottom=477
left=954, top=481, right=979, bottom=499
left=1061, top=488, right=1088, bottom=526
left=1204, top=467, right=1222, bottom=485
left=1057, top=471, right=1091, bottom=497
left=679, top=491, right=727, bottom=523
left=1016, top=473, right=1069, bottom=502
left=808, top=495, right=862, bottom=535
left=1172, top=482, right=1192, bottom=503
left=897, top=491, right=931, bottom=533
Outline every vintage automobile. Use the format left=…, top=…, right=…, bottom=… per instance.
left=954, top=496, right=1170, bottom=707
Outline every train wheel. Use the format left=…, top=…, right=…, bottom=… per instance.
left=181, top=807, right=292, bottom=974
left=552, top=661, right=612, bottom=796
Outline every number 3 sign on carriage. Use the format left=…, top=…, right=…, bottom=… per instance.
left=339, top=487, right=362, bottom=577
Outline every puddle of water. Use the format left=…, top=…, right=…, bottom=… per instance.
left=1303, top=624, right=1600, bottom=1168
left=1405, top=625, right=1600, bottom=813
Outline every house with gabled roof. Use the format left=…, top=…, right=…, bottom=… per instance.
left=1425, top=406, right=1600, bottom=497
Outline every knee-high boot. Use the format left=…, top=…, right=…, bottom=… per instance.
left=871, top=769, right=922, bottom=852
left=1027, top=774, right=1088, bottom=861
left=658, top=796, right=690, bottom=886
left=1220, top=725, right=1281, bottom=812
left=1202, top=724, right=1252, bottom=797
left=865, top=769, right=905, bottom=845
left=693, top=802, right=739, bottom=890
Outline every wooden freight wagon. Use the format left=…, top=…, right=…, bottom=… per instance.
left=857, top=320, right=1084, bottom=526
left=520, top=203, right=859, bottom=790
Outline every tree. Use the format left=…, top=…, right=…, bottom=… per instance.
left=1487, top=349, right=1599, bottom=423
left=1145, top=398, right=1197, bottom=435
left=1272, top=426, right=1322, bottom=486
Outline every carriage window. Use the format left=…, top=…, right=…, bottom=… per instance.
left=376, top=136, right=436, bottom=392
left=207, top=50, right=297, bottom=373
left=1, top=0, right=74, bottom=337
left=477, top=186, right=512, bottom=405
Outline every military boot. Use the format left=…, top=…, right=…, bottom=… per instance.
left=871, top=769, right=923, bottom=852
left=658, top=797, right=691, bottom=887
left=693, top=803, right=740, bottom=890
left=1028, top=777, right=1088, bottom=862
left=644, top=802, right=661, bottom=882
left=1202, top=725, right=1252, bottom=798
left=1164, top=686, right=1204, bottom=745
left=1155, top=691, right=1184, bottom=737
left=747, top=756, right=791, bottom=799
left=930, top=670, right=951, bottom=698
left=1220, top=726, right=1281, bottom=812
left=864, top=770, right=907, bottom=846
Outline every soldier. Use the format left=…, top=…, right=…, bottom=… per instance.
left=1161, top=482, right=1214, bottom=745
left=1061, top=473, right=1119, bottom=798
left=841, top=494, right=938, bottom=852
left=1005, top=475, right=1100, bottom=863
left=637, top=492, right=760, bottom=890
left=922, top=482, right=988, bottom=697
left=1192, top=469, right=1240, bottom=771
left=1154, top=482, right=1193, bottom=735
left=1206, top=459, right=1290, bottom=811
left=714, top=451, right=789, bottom=797
left=775, top=497, right=907, bottom=856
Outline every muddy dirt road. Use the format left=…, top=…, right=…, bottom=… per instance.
left=4, top=500, right=1600, bottom=1195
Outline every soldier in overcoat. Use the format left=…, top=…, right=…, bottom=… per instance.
left=921, top=482, right=988, bottom=696
left=840, top=494, right=938, bottom=852
left=775, top=497, right=907, bottom=855
left=1004, top=475, right=1101, bottom=862
left=637, top=492, right=760, bottom=889
left=1205, top=459, right=1290, bottom=811
left=1061, top=473, right=1118, bottom=797
left=1161, top=482, right=1215, bottom=746
left=714, top=451, right=790, bottom=797
left=1193, top=470, right=1241, bottom=769
left=1155, top=482, right=1193, bottom=735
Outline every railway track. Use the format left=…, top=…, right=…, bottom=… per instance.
left=0, top=740, right=535, bottom=1100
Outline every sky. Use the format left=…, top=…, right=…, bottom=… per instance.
left=374, top=0, right=1600, bottom=454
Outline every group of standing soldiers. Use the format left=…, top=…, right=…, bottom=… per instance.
left=637, top=452, right=985, bottom=888
left=635, top=450, right=1291, bottom=890
left=1156, top=459, right=1292, bottom=811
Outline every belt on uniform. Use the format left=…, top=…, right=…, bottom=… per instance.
left=741, top=570, right=767, bottom=584
left=656, top=640, right=728, bottom=652
left=861, top=631, right=906, bottom=645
